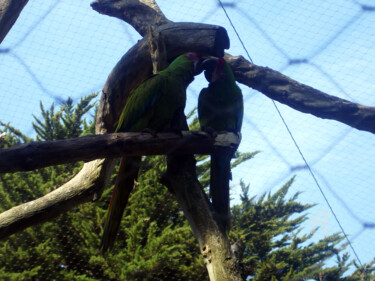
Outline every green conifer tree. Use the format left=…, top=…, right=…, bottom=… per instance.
left=0, top=96, right=373, bottom=280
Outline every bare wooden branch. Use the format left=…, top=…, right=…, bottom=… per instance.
left=0, top=131, right=240, bottom=173
left=0, top=159, right=115, bottom=240
left=91, top=0, right=171, bottom=37
left=0, top=131, right=239, bottom=240
left=0, top=0, right=29, bottom=44
left=226, top=54, right=375, bottom=134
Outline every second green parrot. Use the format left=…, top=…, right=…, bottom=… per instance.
left=198, top=57, right=243, bottom=231
left=101, top=53, right=202, bottom=252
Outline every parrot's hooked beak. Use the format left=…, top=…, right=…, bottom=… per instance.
left=195, top=57, right=218, bottom=75
left=196, top=57, right=220, bottom=82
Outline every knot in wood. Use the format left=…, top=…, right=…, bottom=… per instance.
left=201, top=245, right=212, bottom=264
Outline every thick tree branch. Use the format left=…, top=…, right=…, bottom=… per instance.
left=0, top=0, right=29, bottom=44
left=0, top=131, right=240, bottom=173
left=161, top=154, right=243, bottom=281
left=0, top=131, right=239, bottom=240
left=0, top=159, right=114, bottom=240
left=226, top=54, right=375, bottom=134
left=91, top=0, right=171, bottom=37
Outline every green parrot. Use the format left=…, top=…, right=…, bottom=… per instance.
left=101, top=52, right=202, bottom=252
left=198, top=57, right=243, bottom=231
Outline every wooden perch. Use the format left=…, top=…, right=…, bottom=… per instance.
left=0, top=131, right=240, bottom=173
left=226, top=54, right=375, bottom=134
left=0, top=131, right=240, bottom=240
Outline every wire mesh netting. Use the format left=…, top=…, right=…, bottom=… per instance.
left=0, top=0, right=374, bottom=280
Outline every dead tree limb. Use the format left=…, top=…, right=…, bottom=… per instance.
left=91, top=0, right=171, bottom=36
left=0, top=0, right=29, bottom=44
left=0, top=131, right=240, bottom=173
left=226, top=54, right=375, bottom=134
left=0, top=159, right=114, bottom=240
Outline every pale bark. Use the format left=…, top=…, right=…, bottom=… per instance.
left=162, top=154, right=243, bottom=281
left=0, top=159, right=114, bottom=239
left=91, top=0, right=171, bottom=37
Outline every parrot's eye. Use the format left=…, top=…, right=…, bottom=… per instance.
left=186, top=52, right=200, bottom=61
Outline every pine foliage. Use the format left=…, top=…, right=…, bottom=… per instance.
left=0, top=96, right=374, bottom=280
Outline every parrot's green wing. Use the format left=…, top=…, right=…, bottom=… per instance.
left=116, top=74, right=164, bottom=132
left=116, top=57, right=195, bottom=133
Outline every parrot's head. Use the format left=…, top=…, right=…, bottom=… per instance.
left=184, top=52, right=205, bottom=75
left=167, top=53, right=202, bottom=82
left=199, top=57, right=227, bottom=83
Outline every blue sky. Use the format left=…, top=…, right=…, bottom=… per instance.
left=0, top=0, right=374, bottom=270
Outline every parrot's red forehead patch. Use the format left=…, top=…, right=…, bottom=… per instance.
left=186, top=52, right=200, bottom=60
left=217, top=57, right=225, bottom=69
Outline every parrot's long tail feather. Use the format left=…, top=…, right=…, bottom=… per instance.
left=100, top=156, right=141, bottom=252
left=210, top=151, right=233, bottom=232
